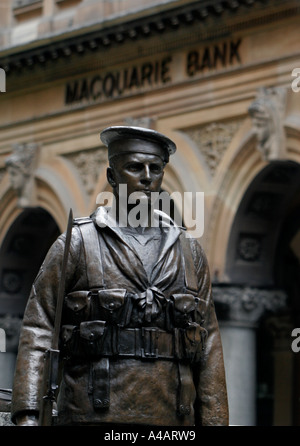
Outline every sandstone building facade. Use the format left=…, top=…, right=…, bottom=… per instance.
left=0, top=0, right=300, bottom=425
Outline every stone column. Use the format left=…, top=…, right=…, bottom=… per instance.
left=0, top=315, right=22, bottom=389
left=0, top=315, right=22, bottom=426
left=213, top=285, right=286, bottom=426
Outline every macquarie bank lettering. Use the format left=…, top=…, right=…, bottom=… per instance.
left=65, top=56, right=172, bottom=104
left=65, top=38, right=242, bottom=105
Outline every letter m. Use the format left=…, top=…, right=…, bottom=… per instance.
left=0, top=68, right=6, bottom=92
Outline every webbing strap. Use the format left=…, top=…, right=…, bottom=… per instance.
left=179, top=233, right=198, bottom=293
left=76, top=218, right=198, bottom=293
left=177, top=362, right=193, bottom=417
left=92, top=358, right=110, bottom=410
left=76, top=218, right=104, bottom=290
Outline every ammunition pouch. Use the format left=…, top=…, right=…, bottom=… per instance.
left=169, top=293, right=199, bottom=328
left=64, top=288, right=131, bottom=326
left=64, top=291, right=91, bottom=325
left=97, top=289, right=128, bottom=325
left=61, top=289, right=208, bottom=361
left=181, top=322, right=207, bottom=362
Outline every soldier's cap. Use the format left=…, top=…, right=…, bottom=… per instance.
left=100, top=126, right=176, bottom=163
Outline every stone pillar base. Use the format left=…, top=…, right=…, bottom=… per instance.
left=213, top=285, right=286, bottom=426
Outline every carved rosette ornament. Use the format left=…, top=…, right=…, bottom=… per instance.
left=5, top=142, right=39, bottom=208
left=212, top=285, right=287, bottom=328
left=248, top=87, right=287, bottom=161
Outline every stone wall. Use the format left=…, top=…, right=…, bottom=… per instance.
left=0, top=412, right=13, bottom=426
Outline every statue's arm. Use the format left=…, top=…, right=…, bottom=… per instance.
left=189, top=239, right=229, bottom=426
left=11, top=228, right=81, bottom=425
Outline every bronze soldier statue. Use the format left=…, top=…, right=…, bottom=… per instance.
left=11, top=126, right=229, bottom=426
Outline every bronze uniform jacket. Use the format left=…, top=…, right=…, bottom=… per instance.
left=11, top=207, right=229, bottom=426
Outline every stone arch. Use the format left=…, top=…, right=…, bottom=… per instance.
left=35, top=160, right=88, bottom=223
left=225, top=160, right=300, bottom=286
left=208, top=128, right=267, bottom=278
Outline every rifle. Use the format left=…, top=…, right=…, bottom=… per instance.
left=38, top=209, right=73, bottom=426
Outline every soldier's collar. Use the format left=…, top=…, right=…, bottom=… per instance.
left=94, top=206, right=183, bottom=229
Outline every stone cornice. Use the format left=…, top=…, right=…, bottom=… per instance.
left=1, top=0, right=299, bottom=74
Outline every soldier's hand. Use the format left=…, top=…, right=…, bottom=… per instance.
left=16, top=414, right=39, bottom=426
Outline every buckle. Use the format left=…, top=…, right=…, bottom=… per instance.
left=141, top=328, right=159, bottom=359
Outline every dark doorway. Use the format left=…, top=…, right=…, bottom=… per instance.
left=0, top=207, right=60, bottom=318
left=274, top=203, right=300, bottom=425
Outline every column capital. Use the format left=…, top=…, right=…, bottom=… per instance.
left=212, top=284, right=287, bottom=328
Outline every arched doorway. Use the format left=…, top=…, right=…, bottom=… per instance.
left=0, top=207, right=60, bottom=388
left=225, top=160, right=300, bottom=288
left=274, top=199, right=300, bottom=425
left=217, top=160, right=300, bottom=425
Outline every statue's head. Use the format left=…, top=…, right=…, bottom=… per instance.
left=100, top=126, right=176, bottom=202
left=100, top=125, right=176, bottom=164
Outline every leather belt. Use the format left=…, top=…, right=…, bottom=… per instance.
left=104, top=326, right=176, bottom=360
left=61, top=323, right=204, bottom=362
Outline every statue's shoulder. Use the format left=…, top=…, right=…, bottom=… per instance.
left=73, top=216, right=94, bottom=226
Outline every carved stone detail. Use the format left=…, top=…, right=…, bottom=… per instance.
left=63, top=148, right=108, bottom=195
left=213, top=285, right=287, bottom=327
left=124, top=117, right=155, bottom=129
left=2, top=270, right=23, bottom=294
left=248, top=86, right=287, bottom=161
left=237, top=234, right=262, bottom=262
left=183, top=118, right=243, bottom=177
left=5, top=142, right=39, bottom=208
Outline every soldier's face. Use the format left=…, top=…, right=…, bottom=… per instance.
left=107, top=152, right=165, bottom=202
